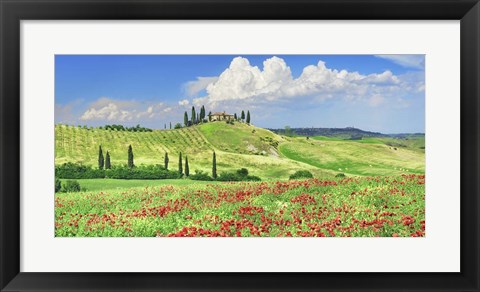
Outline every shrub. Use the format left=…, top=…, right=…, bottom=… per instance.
left=216, top=168, right=261, bottom=182
left=56, top=163, right=180, bottom=180
left=55, top=177, right=62, bottom=192
left=62, top=180, right=81, bottom=192
left=189, top=171, right=213, bottom=181
left=216, top=172, right=241, bottom=181
left=236, top=168, right=249, bottom=177
left=245, top=175, right=261, bottom=181
left=289, top=170, right=314, bottom=180
left=106, top=165, right=179, bottom=180
left=335, top=173, right=346, bottom=178
left=55, top=162, right=105, bottom=179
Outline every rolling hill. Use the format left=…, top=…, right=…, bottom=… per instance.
left=55, top=122, right=425, bottom=179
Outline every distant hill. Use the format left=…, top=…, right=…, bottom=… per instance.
left=268, top=127, right=388, bottom=140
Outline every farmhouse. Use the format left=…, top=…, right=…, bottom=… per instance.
left=210, top=111, right=234, bottom=121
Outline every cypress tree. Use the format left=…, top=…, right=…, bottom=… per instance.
left=197, top=113, right=199, bottom=124
left=98, top=145, right=104, bottom=169
left=164, top=152, right=169, bottom=170
left=241, top=110, right=245, bottom=121
left=200, top=105, right=205, bottom=121
left=164, top=123, right=166, bottom=129
left=234, top=113, right=237, bottom=120
left=184, top=111, right=189, bottom=127
left=246, top=110, right=251, bottom=124
left=208, top=111, right=212, bottom=122
left=170, top=122, right=172, bottom=129
left=212, top=151, right=217, bottom=179
left=105, top=151, right=111, bottom=169
left=128, top=145, right=134, bottom=168
left=185, top=155, right=189, bottom=177
left=178, top=152, right=183, bottom=175
left=191, top=106, right=196, bottom=125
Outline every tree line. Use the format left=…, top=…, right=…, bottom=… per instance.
left=96, top=144, right=218, bottom=178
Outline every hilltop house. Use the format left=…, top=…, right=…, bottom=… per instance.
left=209, top=111, right=234, bottom=121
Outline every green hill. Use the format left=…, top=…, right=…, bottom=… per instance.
left=55, top=122, right=425, bottom=179
left=55, top=123, right=330, bottom=179
left=279, top=137, right=424, bottom=176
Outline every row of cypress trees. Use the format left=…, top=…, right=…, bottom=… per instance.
left=235, top=110, right=251, bottom=124
left=98, top=144, right=218, bottom=179
left=98, top=145, right=133, bottom=169
left=176, top=151, right=217, bottom=178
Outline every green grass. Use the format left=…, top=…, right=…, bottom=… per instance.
left=279, top=137, right=425, bottom=176
left=55, top=123, right=424, bottom=180
left=60, top=178, right=220, bottom=192
left=55, top=123, right=332, bottom=180
left=55, top=174, right=425, bottom=237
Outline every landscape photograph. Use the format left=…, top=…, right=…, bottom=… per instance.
left=54, top=54, right=425, bottom=237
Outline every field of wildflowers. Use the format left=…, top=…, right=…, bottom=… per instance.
left=55, top=174, right=425, bottom=237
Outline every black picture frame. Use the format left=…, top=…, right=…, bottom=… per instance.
left=1, top=0, right=479, bottom=291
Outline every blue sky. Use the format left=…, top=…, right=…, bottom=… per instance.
left=55, top=55, right=425, bottom=133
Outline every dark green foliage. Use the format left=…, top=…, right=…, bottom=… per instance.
left=105, top=151, right=111, bottom=169
left=200, top=105, right=205, bottom=122
left=98, top=145, right=104, bottom=169
left=191, top=106, right=196, bottom=125
left=103, top=124, right=152, bottom=132
left=236, top=168, right=249, bottom=177
left=216, top=168, right=261, bottom=182
left=241, top=110, right=245, bottom=121
left=178, top=152, right=183, bottom=175
left=55, top=162, right=105, bottom=179
left=106, top=165, right=179, bottom=180
left=335, top=173, right=346, bottom=178
left=212, top=151, right=217, bottom=179
left=174, top=123, right=182, bottom=129
left=189, top=170, right=212, bottom=181
left=128, top=145, right=134, bottom=168
left=289, top=170, right=314, bottom=180
left=55, top=177, right=62, bottom=192
left=234, top=113, right=237, bottom=120
left=55, top=163, right=181, bottom=180
left=184, top=111, right=189, bottom=127
left=170, top=122, right=172, bottom=129
left=246, top=110, right=250, bottom=124
left=164, top=152, right=169, bottom=170
left=215, top=172, right=239, bottom=181
left=208, top=111, right=212, bottom=122
left=62, top=180, right=81, bottom=192
left=185, top=156, right=189, bottom=177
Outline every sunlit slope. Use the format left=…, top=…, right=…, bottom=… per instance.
left=54, top=124, right=332, bottom=180
left=279, top=137, right=425, bottom=176
left=198, top=122, right=283, bottom=156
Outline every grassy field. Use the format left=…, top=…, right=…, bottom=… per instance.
left=55, top=174, right=425, bottom=237
left=55, top=123, right=424, bottom=179
left=60, top=178, right=221, bottom=192
left=55, top=123, right=333, bottom=180
left=279, top=136, right=425, bottom=176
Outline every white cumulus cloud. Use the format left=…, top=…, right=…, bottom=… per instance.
left=184, top=76, right=218, bottom=96
left=80, top=97, right=170, bottom=122
left=190, top=56, right=419, bottom=110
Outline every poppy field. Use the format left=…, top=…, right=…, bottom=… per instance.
left=55, top=174, right=425, bottom=237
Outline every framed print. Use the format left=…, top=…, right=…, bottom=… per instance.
left=1, top=0, right=479, bottom=291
